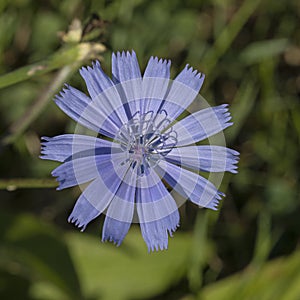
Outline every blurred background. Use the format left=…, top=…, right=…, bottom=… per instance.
left=0, top=0, right=300, bottom=299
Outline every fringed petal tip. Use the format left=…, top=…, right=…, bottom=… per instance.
left=143, top=56, right=171, bottom=84
left=39, top=153, right=60, bottom=162
left=101, top=217, right=131, bottom=247
left=54, top=85, right=71, bottom=100
left=215, top=104, right=234, bottom=129
left=141, top=210, right=180, bottom=252
left=54, top=84, right=91, bottom=107
left=50, top=170, right=68, bottom=191
left=51, top=175, right=75, bottom=191
left=184, top=64, right=205, bottom=79
left=167, top=222, right=180, bottom=237
left=51, top=177, right=64, bottom=191
left=40, top=136, right=51, bottom=142
left=79, top=66, right=88, bottom=77
left=148, top=240, right=168, bottom=252
left=101, top=236, right=122, bottom=247
left=184, top=64, right=205, bottom=80
left=175, top=64, right=205, bottom=92
left=229, top=163, right=239, bottom=174
left=79, top=60, right=101, bottom=71
left=39, top=138, right=48, bottom=158
left=228, top=148, right=240, bottom=174
left=204, top=191, right=225, bottom=211
left=228, top=148, right=240, bottom=156
left=92, top=60, right=101, bottom=68
left=102, top=226, right=124, bottom=246
left=230, top=167, right=238, bottom=174
left=40, top=137, right=54, bottom=160
left=68, top=197, right=101, bottom=232
left=80, top=63, right=100, bottom=77
left=51, top=83, right=69, bottom=98
left=68, top=215, right=87, bottom=232
left=113, top=50, right=137, bottom=60
left=149, top=56, right=171, bottom=67
left=147, top=222, right=180, bottom=252
left=112, top=50, right=141, bottom=84
left=50, top=168, right=59, bottom=178
left=55, top=184, right=63, bottom=191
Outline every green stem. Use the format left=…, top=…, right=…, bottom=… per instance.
left=203, top=0, right=262, bottom=76
left=0, top=42, right=105, bottom=146
left=1, top=65, right=76, bottom=146
left=0, top=178, right=58, bottom=190
left=188, top=211, right=209, bottom=292
left=0, top=43, right=105, bottom=89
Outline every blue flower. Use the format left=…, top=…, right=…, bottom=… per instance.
left=41, top=51, right=239, bottom=251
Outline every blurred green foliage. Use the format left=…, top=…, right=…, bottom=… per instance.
left=0, top=0, right=300, bottom=299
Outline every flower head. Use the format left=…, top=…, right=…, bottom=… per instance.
left=41, top=51, right=239, bottom=251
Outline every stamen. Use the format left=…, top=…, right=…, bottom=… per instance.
left=116, top=111, right=178, bottom=176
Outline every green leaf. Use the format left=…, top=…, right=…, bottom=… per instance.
left=0, top=270, right=31, bottom=300
left=66, top=227, right=192, bottom=300
left=201, top=251, right=300, bottom=300
left=240, top=39, right=289, bottom=64
left=0, top=213, right=83, bottom=300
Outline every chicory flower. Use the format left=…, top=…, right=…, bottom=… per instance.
left=41, top=51, right=239, bottom=251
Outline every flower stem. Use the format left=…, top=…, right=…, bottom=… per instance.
left=0, top=178, right=58, bottom=190
left=1, top=65, right=75, bottom=146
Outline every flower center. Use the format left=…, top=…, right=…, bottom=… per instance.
left=116, top=111, right=177, bottom=176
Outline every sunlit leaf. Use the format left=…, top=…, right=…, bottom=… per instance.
left=201, top=251, right=300, bottom=300
left=66, top=228, right=192, bottom=300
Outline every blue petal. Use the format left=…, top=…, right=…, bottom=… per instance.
left=40, top=134, right=121, bottom=162
left=68, top=175, right=121, bottom=231
left=166, top=145, right=239, bottom=173
left=69, top=157, right=131, bottom=231
left=136, top=168, right=179, bottom=215
left=52, top=156, right=100, bottom=190
left=112, top=51, right=142, bottom=118
left=54, top=85, right=119, bottom=137
left=144, top=56, right=171, bottom=79
left=140, top=56, right=171, bottom=114
left=155, top=160, right=224, bottom=210
left=102, top=217, right=131, bottom=246
left=136, top=168, right=179, bottom=251
left=102, top=167, right=137, bottom=245
left=159, top=64, right=205, bottom=121
left=139, top=211, right=179, bottom=252
left=79, top=61, right=114, bottom=99
left=80, top=61, right=129, bottom=127
left=176, top=64, right=204, bottom=90
left=112, top=50, right=142, bottom=83
left=54, top=85, right=94, bottom=129
left=51, top=151, right=127, bottom=190
left=172, top=104, right=233, bottom=146
left=68, top=197, right=101, bottom=232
